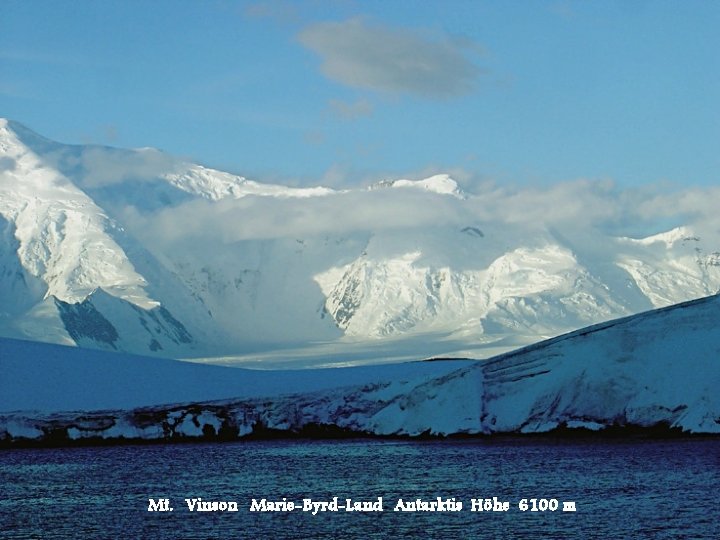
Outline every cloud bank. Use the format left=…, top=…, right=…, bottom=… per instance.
left=120, top=176, right=720, bottom=254
left=298, top=18, right=480, bottom=98
left=78, top=147, right=182, bottom=187
left=38, top=146, right=183, bottom=188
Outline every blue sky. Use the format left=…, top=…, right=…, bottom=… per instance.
left=1, top=1, right=718, bottom=188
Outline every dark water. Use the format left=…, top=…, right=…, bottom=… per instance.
left=1, top=439, right=718, bottom=539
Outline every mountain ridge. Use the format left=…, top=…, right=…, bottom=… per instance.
left=2, top=119, right=720, bottom=363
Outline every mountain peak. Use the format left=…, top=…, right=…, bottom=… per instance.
left=0, top=118, right=65, bottom=158
left=370, top=174, right=464, bottom=199
left=623, top=226, right=698, bottom=248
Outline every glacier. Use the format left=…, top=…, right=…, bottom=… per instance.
left=2, top=293, right=719, bottom=446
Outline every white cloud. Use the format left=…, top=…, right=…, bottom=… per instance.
left=0, top=156, right=16, bottom=173
left=462, top=179, right=720, bottom=242
left=78, top=147, right=181, bottom=187
left=633, top=187, right=720, bottom=231
left=41, top=146, right=183, bottom=188
left=118, top=174, right=720, bottom=258
left=469, top=179, right=624, bottom=226
left=131, top=188, right=468, bottom=247
left=298, top=18, right=481, bottom=98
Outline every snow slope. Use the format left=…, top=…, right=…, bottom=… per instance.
left=0, top=120, right=225, bottom=356
left=2, top=293, right=719, bottom=444
left=0, top=337, right=470, bottom=412
left=0, top=120, right=154, bottom=307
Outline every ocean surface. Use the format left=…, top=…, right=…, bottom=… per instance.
left=1, top=438, right=718, bottom=539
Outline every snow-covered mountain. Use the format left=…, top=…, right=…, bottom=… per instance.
left=2, top=293, right=719, bottom=444
left=0, top=120, right=218, bottom=355
left=2, top=118, right=720, bottom=361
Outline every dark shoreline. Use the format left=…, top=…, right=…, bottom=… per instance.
left=2, top=422, right=718, bottom=450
